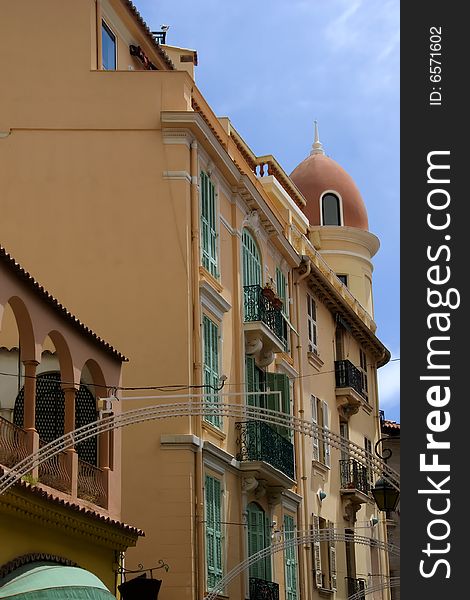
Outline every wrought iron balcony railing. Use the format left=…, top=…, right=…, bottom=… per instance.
left=243, top=285, right=288, bottom=348
left=249, top=577, right=280, bottom=600
left=340, top=459, right=369, bottom=495
left=345, top=577, right=366, bottom=598
left=236, top=421, right=294, bottom=480
left=78, top=459, right=107, bottom=508
left=335, top=359, right=367, bottom=399
left=0, top=416, right=28, bottom=468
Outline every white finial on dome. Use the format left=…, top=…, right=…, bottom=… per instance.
left=310, top=120, right=325, bottom=155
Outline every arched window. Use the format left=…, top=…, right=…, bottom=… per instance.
left=242, top=229, right=262, bottom=287
left=14, top=372, right=98, bottom=465
left=321, top=193, right=341, bottom=226
left=247, top=502, right=272, bottom=581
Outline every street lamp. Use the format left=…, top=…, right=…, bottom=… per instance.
left=372, top=438, right=400, bottom=512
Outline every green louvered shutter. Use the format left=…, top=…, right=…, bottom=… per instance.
left=276, top=267, right=287, bottom=313
left=247, top=503, right=271, bottom=581
left=205, top=475, right=223, bottom=590
left=203, top=316, right=221, bottom=428
left=242, top=229, right=262, bottom=287
left=284, top=514, right=298, bottom=600
left=200, top=171, right=218, bottom=278
left=245, top=355, right=257, bottom=407
left=265, top=372, right=291, bottom=438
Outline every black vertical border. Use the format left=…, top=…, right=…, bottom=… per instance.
left=401, top=4, right=465, bottom=598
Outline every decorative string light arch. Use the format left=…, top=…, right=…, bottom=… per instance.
left=0, top=393, right=399, bottom=496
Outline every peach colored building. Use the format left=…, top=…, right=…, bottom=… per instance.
left=0, top=2, right=394, bottom=599
left=0, top=245, right=142, bottom=595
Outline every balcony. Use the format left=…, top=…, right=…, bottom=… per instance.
left=345, top=577, right=366, bottom=599
left=0, top=416, right=28, bottom=468
left=243, top=286, right=288, bottom=364
left=0, top=415, right=108, bottom=508
left=334, top=360, right=369, bottom=418
left=340, top=459, right=370, bottom=505
left=249, top=577, right=279, bottom=600
left=236, top=421, right=294, bottom=486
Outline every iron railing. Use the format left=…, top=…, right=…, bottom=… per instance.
left=38, top=438, right=71, bottom=493
left=236, top=421, right=294, bottom=480
left=335, top=360, right=367, bottom=399
left=340, top=459, right=369, bottom=495
left=0, top=416, right=28, bottom=468
left=249, top=577, right=279, bottom=600
left=345, top=577, right=366, bottom=598
left=243, top=285, right=288, bottom=348
left=78, top=459, right=107, bottom=508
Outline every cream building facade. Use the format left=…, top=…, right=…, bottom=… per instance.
left=0, top=2, right=393, bottom=599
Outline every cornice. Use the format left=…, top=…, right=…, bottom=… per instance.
left=0, top=489, right=140, bottom=550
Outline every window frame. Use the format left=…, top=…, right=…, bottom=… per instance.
left=320, top=191, right=343, bottom=226
left=101, top=19, right=117, bottom=71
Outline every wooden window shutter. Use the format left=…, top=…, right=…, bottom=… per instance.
left=200, top=171, right=218, bottom=277
left=311, top=395, right=320, bottom=461
left=322, top=400, right=331, bottom=467
left=205, top=475, right=223, bottom=590
left=312, top=514, right=323, bottom=588
left=203, top=316, right=221, bottom=428
left=284, top=514, right=298, bottom=600
left=328, top=520, right=337, bottom=591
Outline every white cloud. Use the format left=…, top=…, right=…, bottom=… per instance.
left=378, top=353, right=400, bottom=411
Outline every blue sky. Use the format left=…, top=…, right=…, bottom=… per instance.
left=137, top=0, right=400, bottom=421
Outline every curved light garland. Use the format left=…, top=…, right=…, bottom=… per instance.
left=204, top=529, right=400, bottom=600
left=347, top=576, right=400, bottom=600
left=0, top=399, right=399, bottom=495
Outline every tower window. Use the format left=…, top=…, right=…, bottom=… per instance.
left=321, top=193, right=341, bottom=226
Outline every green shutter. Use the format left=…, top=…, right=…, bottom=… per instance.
left=242, top=229, right=262, bottom=287
left=203, top=316, right=221, bottom=428
left=200, top=171, right=218, bottom=278
left=205, top=475, right=223, bottom=590
left=284, top=514, right=298, bottom=600
left=247, top=503, right=271, bottom=581
left=265, top=372, right=291, bottom=438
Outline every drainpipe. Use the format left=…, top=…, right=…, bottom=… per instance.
left=294, top=257, right=311, bottom=600
left=190, top=139, right=205, bottom=600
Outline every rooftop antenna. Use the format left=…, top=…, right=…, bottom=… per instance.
left=310, top=120, right=325, bottom=156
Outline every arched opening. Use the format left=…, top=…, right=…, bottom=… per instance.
left=321, top=193, right=341, bottom=226
left=0, top=303, right=22, bottom=423
left=247, top=502, right=272, bottom=583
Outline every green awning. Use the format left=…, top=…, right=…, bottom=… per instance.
left=0, top=565, right=116, bottom=599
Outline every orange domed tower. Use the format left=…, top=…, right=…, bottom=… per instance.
left=290, top=123, right=379, bottom=317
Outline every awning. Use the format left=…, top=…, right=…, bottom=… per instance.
left=0, top=565, right=116, bottom=599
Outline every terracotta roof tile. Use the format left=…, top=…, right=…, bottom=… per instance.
left=382, top=419, right=400, bottom=432
left=1, top=467, right=144, bottom=537
left=0, top=245, right=128, bottom=362
left=123, top=1, right=175, bottom=70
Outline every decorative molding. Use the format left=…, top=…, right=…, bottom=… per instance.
left=307, top=351, right=324, bottom=372
left=160, top=433, right=201, bottom=452
left=281, top=489, right=303, bottom=510
left=161, top=129, right=193, bottom=147
left=220, top=214, right=239, bottom=237
left=203, top=442, right=237, bottom=472
left=200, top=280, right=231, bottom=321
left=162, top=170, right=192, bottom=183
